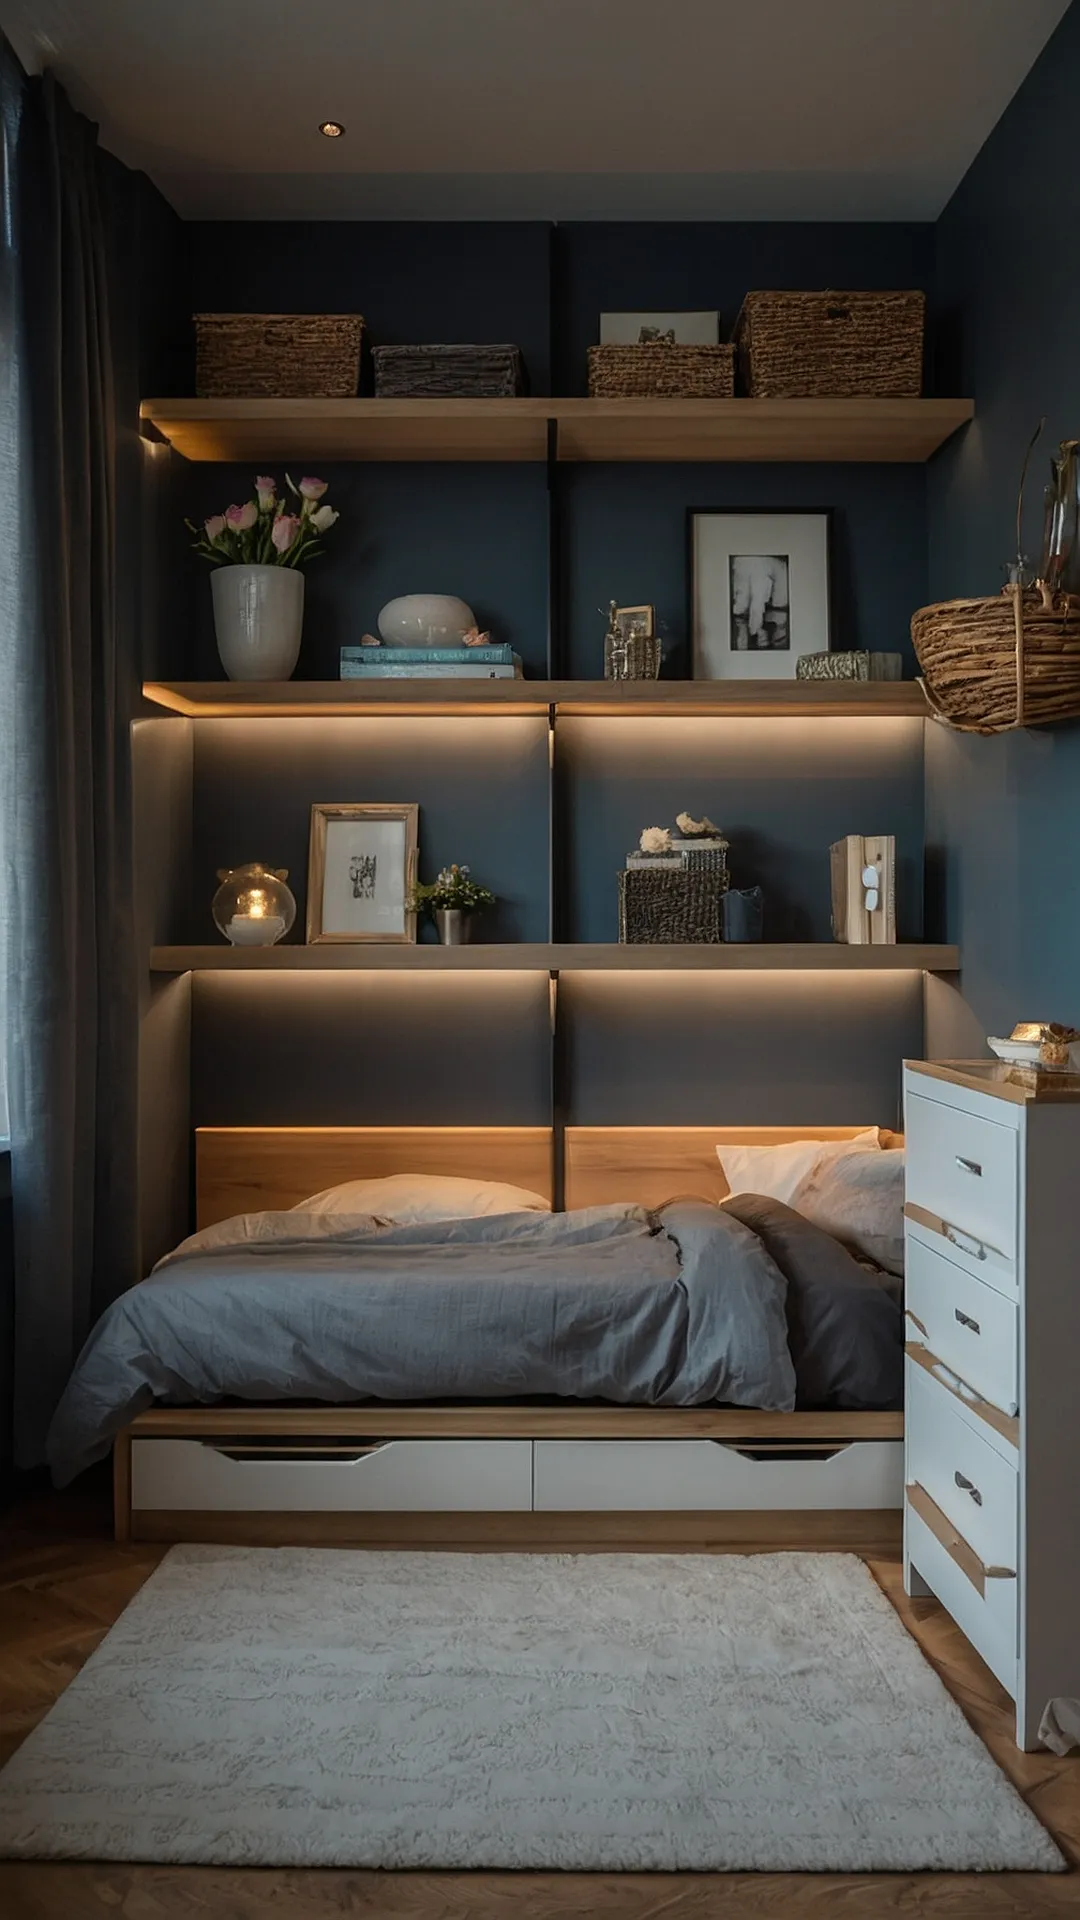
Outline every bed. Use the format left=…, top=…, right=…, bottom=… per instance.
left=52, top=1123, right=906, bottom=1552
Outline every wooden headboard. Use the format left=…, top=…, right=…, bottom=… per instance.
left=195, top=1127, right=554, bottom=1228
left=564, top=1125, right=901, bottom=1211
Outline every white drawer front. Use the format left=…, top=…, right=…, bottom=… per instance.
left=904, top=1210, right=1016, bottom=1298
left=905, top=1500, right=1016, bottom=1698
left=906, top=1365, right=1017, bottom=1573
left=905, top=1091, right=1018, bottom=1261
left=533, top=1439, right=903, bottom=1511
left=906, top=1235, right=1018, bottom=1415
left=131, top=1438, right=533, bottom=1512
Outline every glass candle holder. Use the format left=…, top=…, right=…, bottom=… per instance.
left=212, top=863, right=296, bottom=946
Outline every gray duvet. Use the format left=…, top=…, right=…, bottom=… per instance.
left=48, top=1202, right=797, bottom=1483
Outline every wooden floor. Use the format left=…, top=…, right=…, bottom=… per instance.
left=2, top=1471, right=1079, bottom=1918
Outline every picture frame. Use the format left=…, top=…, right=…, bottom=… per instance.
left=614, top=603, right=655, bottom=641
left=688, top=509, right=833, bottom=681
left=306, top=803, right=419, bottom=944
left=600, top=311, right=720, bottom=346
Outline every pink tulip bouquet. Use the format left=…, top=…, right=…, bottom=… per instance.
left=186, top=474, right=339, bottom=569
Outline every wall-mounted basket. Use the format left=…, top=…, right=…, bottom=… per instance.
left=735, top=291, right=924, bottom=398
left=911, top=585, right=1080, bottom=734
left=588, top=343, right=735, bottom=400
left=195, top=314, right=364, bottom=398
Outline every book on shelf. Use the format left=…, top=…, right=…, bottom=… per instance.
left=341, top=658, right=523, bottom=680
left=830, top=834, right=896, bottom=944
left=340, top=644, right=515, bottom=666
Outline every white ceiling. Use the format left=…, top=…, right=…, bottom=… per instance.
left=0, top=0, right=1069, bottom=220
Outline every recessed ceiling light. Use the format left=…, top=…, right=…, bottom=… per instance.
left=319, top=120, right=345, bottom=138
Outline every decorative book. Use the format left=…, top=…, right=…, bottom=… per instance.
left=341, top=645, right=514, bottom=666
left=829, top=834, right=896, bottom=944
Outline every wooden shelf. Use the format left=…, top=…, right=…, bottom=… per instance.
left=151, top=943, right=959, bottom=974
left=140, top=396, right=973, bottom=465
left=142, top=679, right=931, bottom=719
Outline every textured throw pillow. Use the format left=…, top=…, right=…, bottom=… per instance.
left=721, top=1191, right=903, bottom=1411
left=716, top=1130, right=881, bottom=1206
left=790, top=1148, right=906, bottom=1277
left=295, top=1172, right=551, bottom=1223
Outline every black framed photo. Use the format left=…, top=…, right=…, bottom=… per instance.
left=689, top=509, right=832, bottom=679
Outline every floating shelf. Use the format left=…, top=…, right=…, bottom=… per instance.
left=140, top=396, right=973, bottom=466
left=142, top=680, right=931, bottom=720
left=151, top=943, right=960, bottom=974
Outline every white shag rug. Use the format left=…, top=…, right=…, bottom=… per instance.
left=0, top=1546, right=1063, bottom=1872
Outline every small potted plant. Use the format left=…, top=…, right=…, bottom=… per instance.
left=410, top=864, right=496, bottom=945
left=186, top=474, right=339, bottom=682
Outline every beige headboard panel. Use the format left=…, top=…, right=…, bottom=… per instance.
left=196, top=1126, right=554, bottom=1228
left=564, top=1125, right=900, bottom=1212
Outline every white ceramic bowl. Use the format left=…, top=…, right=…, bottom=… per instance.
left=988, top=1035, right=1080, bottom=1070
left=377, top=594, right=476, bottom=648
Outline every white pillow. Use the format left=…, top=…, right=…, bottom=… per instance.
left=294, top=1172, right=551, bottom=1224
left=716, top=1130, right=881, bottom=1206
left=791, top=1148, right=906, bottom=1276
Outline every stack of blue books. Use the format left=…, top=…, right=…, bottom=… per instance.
left=341, top=645, right=522, bottom=680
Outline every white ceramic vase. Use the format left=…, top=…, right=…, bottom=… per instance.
left=211, top=564, right=305, bottom=681
left=377, top=594, right=475, bottom=648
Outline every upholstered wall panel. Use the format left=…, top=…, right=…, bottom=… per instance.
left=190, top=715, right=551, bottom=945
left=557, top=715, right=925, bottom=943
left=191, top=972, right=552, bottom=1126
left=561, top=970, right=923, bottom=1129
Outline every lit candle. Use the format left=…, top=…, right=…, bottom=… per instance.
left=226, top=892, right=286, bottom=946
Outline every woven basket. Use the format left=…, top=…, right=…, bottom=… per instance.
left=735, top=291, right=924, bottom=398
left=372, top=345, right=525, bottom=398
left=194, top=314, right=363, bottom=398
left=911, top=586, right=1080, bottom=734
left=618, top=867, right=727, bottom=944
left=588, top=343, right=735, bottom=400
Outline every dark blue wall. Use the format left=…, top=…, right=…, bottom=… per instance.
left=182, top=217, right=937, bottom=682
left=926, top=0, right=1080, bottom=1036
left=552, top=222, right=938, bottom=398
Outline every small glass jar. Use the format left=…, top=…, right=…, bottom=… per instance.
left=212, top=863, right=296, bottom=946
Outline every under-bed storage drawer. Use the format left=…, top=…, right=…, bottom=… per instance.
left=533, top=1440, right=903, bottom=1511
left=905, top=1091, right=1018, bottom=1264
left=905, top=1234, right=1018, bottom=1415
left=131, top=1438, right=532, bottom=1512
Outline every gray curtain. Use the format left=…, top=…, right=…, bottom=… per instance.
left=0, top=46, right=139, bottom=1466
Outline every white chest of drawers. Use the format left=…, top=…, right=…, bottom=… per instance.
left=903, top=1059, right=1080, bottom=1749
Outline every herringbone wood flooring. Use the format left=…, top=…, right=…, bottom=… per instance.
left=1, top=1470, right=1079, bottom=1918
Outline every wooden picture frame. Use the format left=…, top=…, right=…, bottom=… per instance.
left=614, top=603, right=655, bottom=640
left=306, top=803, right=419, bottom=944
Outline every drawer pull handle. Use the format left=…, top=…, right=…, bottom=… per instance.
left=954, top=1469, right=983, bottom=1505
left=955, top=1155, right=983, bottom=1177
left=954, top=1308, right=981, bottom=1334
left=943, top=1222, right=987, bottom=1261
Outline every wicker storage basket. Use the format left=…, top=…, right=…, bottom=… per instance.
left=194, top=314, right=363, bottom=398
left=588, top=343, right=735, bottom=400
left=618, top=866, right=727, bottom=944
left=735, top=291, right=924, bottom=398
left=372, top=345, right=525, bottom=398
left=911, top=586, right=1080, bottom=734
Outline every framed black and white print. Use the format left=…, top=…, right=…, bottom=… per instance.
left=689, top=510, right=832, bottom=680
left=306, top=803, right=419, bottom=943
